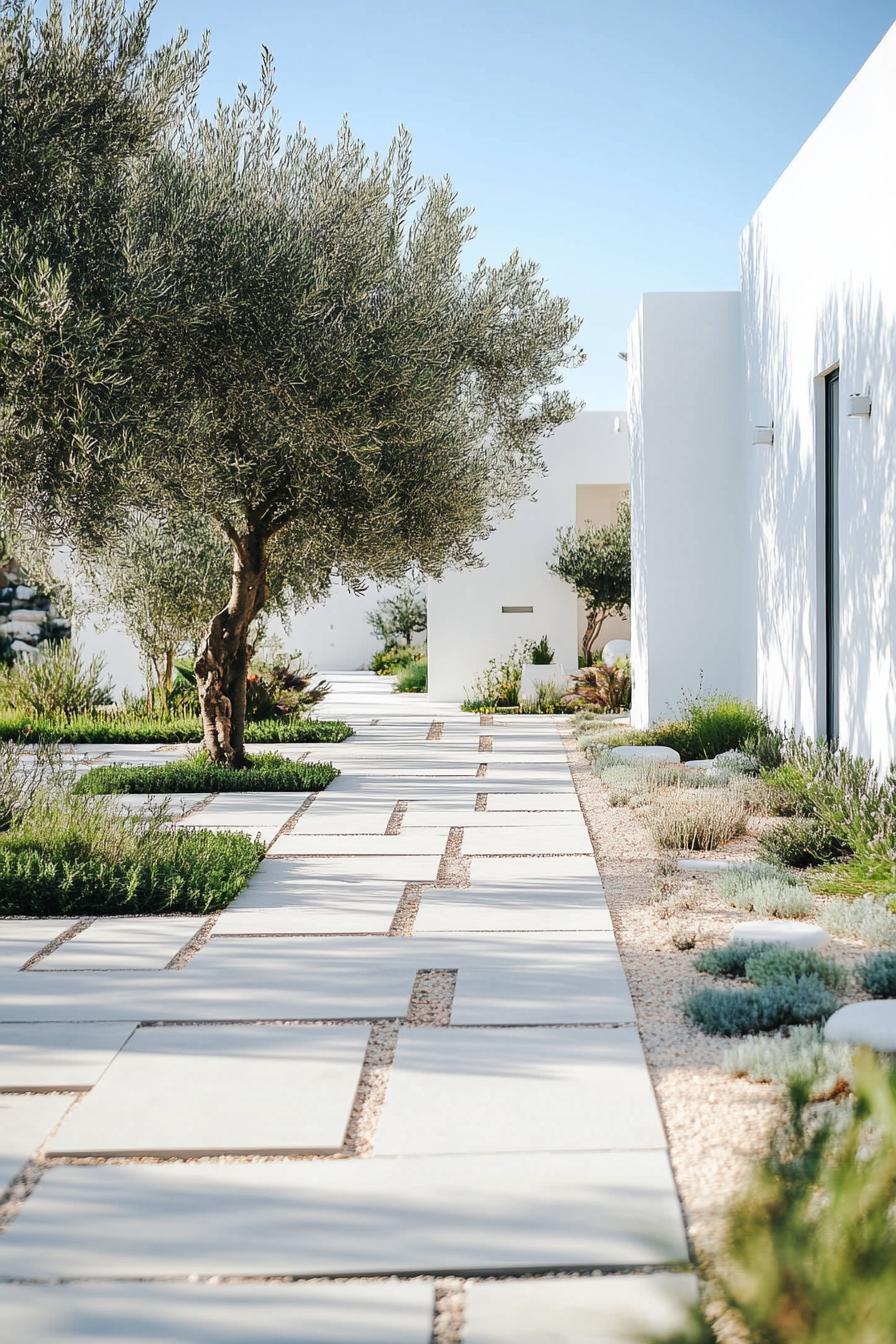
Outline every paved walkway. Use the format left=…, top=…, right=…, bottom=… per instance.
left=0, top=673, right=694, bottom=1341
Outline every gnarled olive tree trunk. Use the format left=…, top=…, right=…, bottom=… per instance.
left=582, top=609, right=608, bottom=663
left=196, top=530, right=267, bottom=767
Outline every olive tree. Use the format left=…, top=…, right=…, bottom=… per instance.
left=549, top=498, right=631, bottom=661
left=366, top=584, right=427, bottom=649
left=80, top=513, right=232, bottom=707
left=0, top=12, right=583, bottom=766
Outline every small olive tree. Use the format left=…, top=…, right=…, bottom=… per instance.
left=0, top=11, right=583, bottom=766
left=549, top=498, right=631, bottom=661
left=80, top=513, right=232, bottom=707
left=367, top=585, right=427, bottom=649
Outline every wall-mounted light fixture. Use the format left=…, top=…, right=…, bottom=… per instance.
left=752, top=424, right=774, bottom=447
left=848, top=390, right=872, bottom=417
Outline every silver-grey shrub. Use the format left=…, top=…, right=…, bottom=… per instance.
left=723, top=1024, right=854, bottom=1090
left=818, top=893, right=896, bottom=948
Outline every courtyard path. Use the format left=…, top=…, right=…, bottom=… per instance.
left=0, top=672, right=695, bottom=1341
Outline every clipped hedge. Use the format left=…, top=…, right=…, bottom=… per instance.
left=0, top=828, right=263, bottom=917
left=0, top=710, right=353, bottom=745
left=74, top=752, right=339, bottom=796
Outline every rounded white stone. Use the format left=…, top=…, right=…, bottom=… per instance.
left=601, top=639, right=631, bottom=667
left=729, top=920, right=828, bottom=950
left=824, top=1001, right=896, bottom=1051
left=684, top=759, right=716, bottom=770
left=610, top=745, right=681, bottom=764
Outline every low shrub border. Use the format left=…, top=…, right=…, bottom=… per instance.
left=0, top=710, right=353, bottom=745
left=684, top=975, right=838, bottom=1036
left=0, top=827, right=264, bottom=918
left=74, top=753, right=339, bottom=796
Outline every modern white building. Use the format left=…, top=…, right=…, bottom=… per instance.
left=628, top=23, right=896, bottom=769
left=427, top=412, right=629, bottom=701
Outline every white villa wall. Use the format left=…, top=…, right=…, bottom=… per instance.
left=741, top=25, right=896, bottom=769
left=628, top=292, right=752, bottom=727
left=426, top=412, right=629, bottom=701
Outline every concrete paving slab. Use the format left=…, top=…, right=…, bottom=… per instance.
left=0, top=1281, right=435, bottom=1343
left=402, top=806, right=581, bottom=828
left=0, top=1094, right=73, bottom=1189
left=484, top=792, right=580, bottom=811
left=214, top=860, right=405, bottom=934
left=37, top=918, right=204, bottom=971
left=103, top=793, right=210, bottom=817
left=461, top=824, right=591, bottom=855
left=0, top=921, right=74, bottom=971
left=464, top=1273, right=700, bottom=1343
left=291, top=805, right=394, bottom=834
left=49, top=1024, right=369, bottom=1157
left=414, top=878, right=610, bottom=933
left=0, top=1022, right=136, bottom=1089
left=254, top=854, right=441, bottom=882
left=0, top=1150, right=689, bottom=1276
left=469, top=856, right=602, bottom=883
left=376, top=1027, right=666, bottom=1155
left=269, top=829, right=449, bottom=857
left=178, top=794, right=305, bottom=827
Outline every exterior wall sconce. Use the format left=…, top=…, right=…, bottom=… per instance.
left=848, top=391, right=872, bottom=417
left=752, top=424, right=774, bottom=446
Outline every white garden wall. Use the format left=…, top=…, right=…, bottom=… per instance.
left=627, top=292, right=752, bottom=727
left=741, top=24, right=896, bottom=769
left=426, top=412, right=629, bottom=701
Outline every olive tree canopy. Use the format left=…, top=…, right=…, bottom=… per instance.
left=0, top=7, right=584, bottom=764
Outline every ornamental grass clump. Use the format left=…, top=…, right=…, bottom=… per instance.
left=74, top=752, right=338, bottom=795
left=684, top=976, right=838, bottom=1037
left=650, top=1054, right=896, bottom=1344
left=647, top=790, right=746, bottom=851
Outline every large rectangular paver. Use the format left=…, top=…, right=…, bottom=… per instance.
left=0, top=1281, right=435, bottom=1343
left=269, top=829, right=449, bottom=857
left=0, top=1094, right=74, bottom=1190
left=484, top=792, right=579, bottom=811
left=464, top=1273, right=699, bottom=1343
left=376, top=1027, right=666, bottom=1155
left=0, top=922, right=74, bottom=971
left=414, top=876, right=609, bottom=933
left=213, top=860, right=405, bottom=934
left=0, top=1151, right=688, bottom=1276
left=0, top=1023, right=136, bottom=1090
left=37, top=918, right=203, bottom=971
left=460, top=824, right=591, bottom=855
left=49, top=1024, right=369, bottom=1157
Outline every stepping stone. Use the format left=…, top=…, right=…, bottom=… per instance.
left=104, top=793, right=210, bottom=816
left=461, top=824, right=591, bottom=855
left=269, top=829, right=449, bottom=857
left=403, top=806, right=580, bottom=828
left=291, top=805, right=394, bottom=834
left=0, top=921, right=74, bottom=971
left=729, top=920, right=828, bottom=950
left=610, top=745, right=681, bottom=763
left=0, top=1094, right=74, bottom=1190
left=484, top=792, right=580, bottom=811
left=0, top=1281, right=435, bottom=1344
left=376, top=1027, right=666, bottom=1155
left=178, top=793, right=310, bottom=830
left=0, top=1151, right=688, bottom=1277
left=824, top=1001, right=896, bottom=1051
left=213, top=860, right=406, bottom=934
left=49, top=1024, right=370, bottom=1157
left=464, top=1272, right=699, bottom=1343
left=36, top=918, right=204, bottom=971
left=414, top=875, right=609, bottom=933
left=0, top=1023, right=136, bottom=1089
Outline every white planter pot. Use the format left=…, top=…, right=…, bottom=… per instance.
left=518, top=662, right=567, bottom=704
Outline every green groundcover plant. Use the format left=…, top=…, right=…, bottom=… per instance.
left=73, top=753, right=338, bottom=796
left=0, top=747, right=263, bottom=916
left=0, top=710, right=352, bottom=745
left=651, top=1054, right=896, bottom=1344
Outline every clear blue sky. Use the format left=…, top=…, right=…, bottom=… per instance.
left=151, top=0, right=895, bottom=408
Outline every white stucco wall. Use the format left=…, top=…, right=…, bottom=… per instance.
left=628, top=292, right=752, bottom=726
left=742, top=24, right=896, bottom=769
left=426, top=412, right=629, bottom=701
